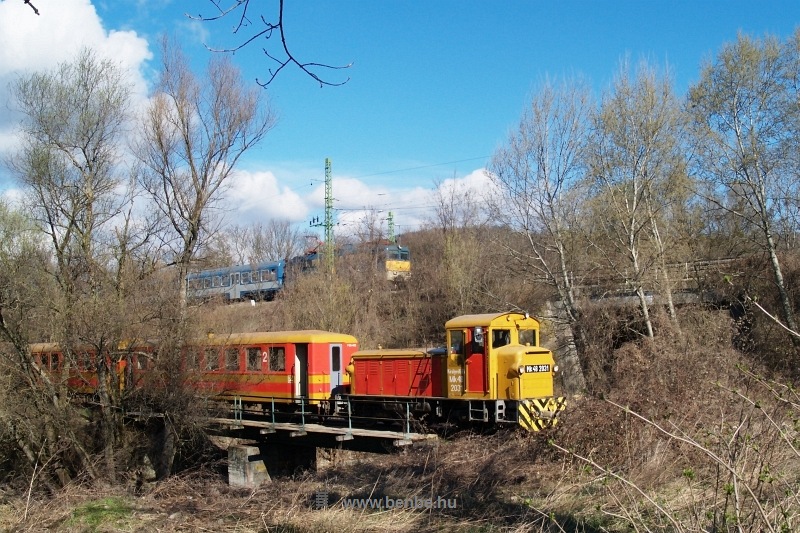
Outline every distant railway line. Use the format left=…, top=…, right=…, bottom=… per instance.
left=186, top=242, right=411, bottom=302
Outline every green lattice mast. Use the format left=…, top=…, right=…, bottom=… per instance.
left=387, top=211, right=396, bottom=244
left=323, top=158, right=334, bottom=273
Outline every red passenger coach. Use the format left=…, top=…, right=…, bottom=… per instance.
left=185, top=330, right=359, bottom=406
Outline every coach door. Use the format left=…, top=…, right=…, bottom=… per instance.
left=294, top=344, right=308, bottom=398
left=330, top=344, right=343, bottom=395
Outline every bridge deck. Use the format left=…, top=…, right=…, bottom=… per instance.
left=205, top=416, right=438, bottom=446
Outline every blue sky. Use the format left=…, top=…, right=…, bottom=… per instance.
left=2, top=0, right=800, bottom=235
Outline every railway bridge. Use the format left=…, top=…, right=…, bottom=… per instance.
left=542, top=257, right=744, bottom=395
left=207, top=414, right=437, bottom=487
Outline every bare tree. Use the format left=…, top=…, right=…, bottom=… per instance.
left=428, top=177, right=488, bottom=316
left=488, top=78, right=592, bottom=392
left=5, top=48, right=137, bottom=480
left=586, top=60, right=688, bottom=339
left=252, top=219, right=305, bottom=262
left=192, top=0, right=352, bottom=87
left=689, top=32, right=800, bottom=347
left=134, top=38, right=276, bottom=314
left=224, top=219, right=305, bottom=265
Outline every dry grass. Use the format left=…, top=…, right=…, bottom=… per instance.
left=2, top=433, right=585, bottom=533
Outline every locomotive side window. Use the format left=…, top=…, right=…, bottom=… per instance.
left=268, top=347, right=286, bottom=371
left=80, top=351, right=95, bottom=371
left=226, top=348, right=240, bottom=370
left=205, top=348, right=219, bottom=371
left=449, top=330, right=465, bottom=356
left=246, top=347, right=261, bottom=371
left=519, top=329, right=537, bottom=346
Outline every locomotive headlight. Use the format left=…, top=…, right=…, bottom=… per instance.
left=553, top=365, right=559, bottom=373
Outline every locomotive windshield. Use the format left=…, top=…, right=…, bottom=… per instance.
left=385, top=246, right=410, bottom=261
left=519, top=329, right=537, bottom=346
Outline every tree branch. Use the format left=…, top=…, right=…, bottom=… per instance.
left=189, top=0, right=351, bottom=87
left=24, top=0, right=39, bottom=15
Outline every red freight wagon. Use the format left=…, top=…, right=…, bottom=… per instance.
left=348, top=349, right=445, bottom=397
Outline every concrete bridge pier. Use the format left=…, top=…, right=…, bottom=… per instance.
left=227, top=443, right=357, bottom=488
left=228, top=444, right=271, bottom=488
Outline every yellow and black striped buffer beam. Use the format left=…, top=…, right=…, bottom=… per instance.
left=518, top=397, right=567, bottom=432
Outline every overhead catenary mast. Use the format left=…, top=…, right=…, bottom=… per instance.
left=310, top=158, right=335, bottom=273
left=387, top=211, right=396, bottom=244
left=323, top=158, right=334, bottom=273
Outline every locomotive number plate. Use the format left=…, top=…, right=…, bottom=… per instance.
left=520, top=364, right=550, bottom=374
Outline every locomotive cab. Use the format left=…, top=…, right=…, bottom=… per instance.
left=444, top=312, right=554, bottom=399
left=442, top=312, right=564, bottom=429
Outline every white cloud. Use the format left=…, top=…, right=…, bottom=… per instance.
left=0, top=186, right=24, bottom=207
left=296, top=169, right=490, bottom=238
left=436, top=168, right=494, bottom=196
left=0, top=0, right=152, bottom=174
left=224, top=169, right=309, bottom=224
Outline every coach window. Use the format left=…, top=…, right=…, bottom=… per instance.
left=246, top=347, right=261, bottom=371
left=205, top=348, right=219, bottom=371
left=226, top=348, right=240, bottom=371
left=222, top=275, right=230, bottom=287
left=268, top=346, right=286, bottom=372
left=519, top=329, right=537, bottom=347
left=185, top=349, right=199, bottom=370
left=251, top=271, right=258, bottom=283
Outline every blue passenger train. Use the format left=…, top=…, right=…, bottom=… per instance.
left=186, top=260, right=286, bottom=301
left=186, top=243, right=411, bottom=302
